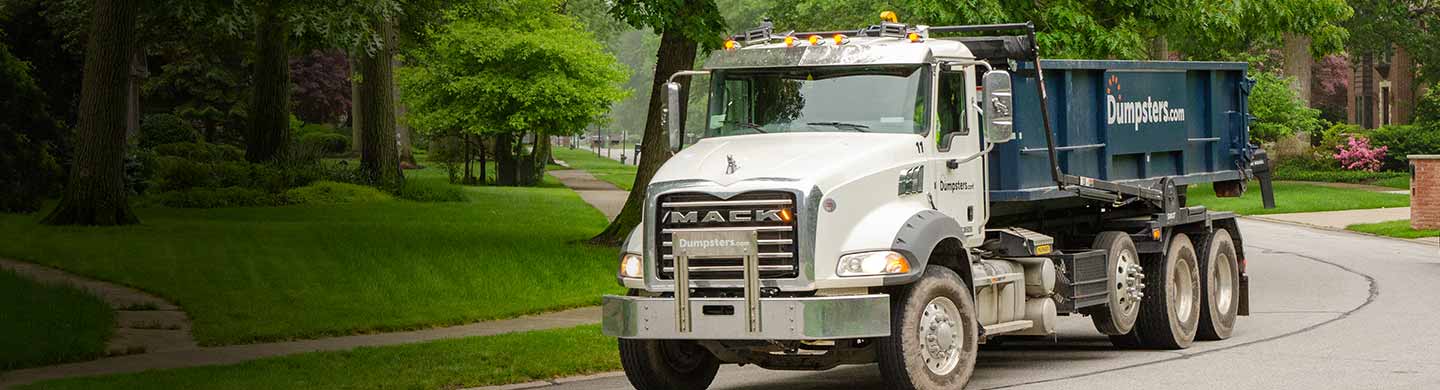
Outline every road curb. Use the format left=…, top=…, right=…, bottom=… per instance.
left=1241, top=216, right=1439, bottom=248
left=461, top=371, right=626, bottom=390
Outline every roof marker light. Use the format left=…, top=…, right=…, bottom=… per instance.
left=907, top=32, right=922, bottom=43
left=724, top=39, right=739, bottom=50
left=784, top=35, right=795, bottom=47
left=880, top=11, right=898, bottom=23
left=808, top=35, right=821, bottom=45
left=833, top=34, right=847, bottom=45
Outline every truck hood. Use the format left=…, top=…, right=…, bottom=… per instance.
left=651, top=133, right=923, bottom=188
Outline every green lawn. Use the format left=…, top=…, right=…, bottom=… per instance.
left=1, top=268, right=114, bottom=371
left=552, top=147, right=638, bottom=190
left=1371, top=175, right=1412, bottom=190
left=20, top=325, right=620, bottom=390
left=1347, top=220, right=1440, bottom=239
left=0, top=171, right=623, bottom=346
left=1187, top=181, right=1411, bottom=215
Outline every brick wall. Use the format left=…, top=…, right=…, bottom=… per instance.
left=1414, top=156, right=1440, bottom=230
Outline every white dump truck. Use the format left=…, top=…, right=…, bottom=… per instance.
left=602, top=15, right=1271, bottom=390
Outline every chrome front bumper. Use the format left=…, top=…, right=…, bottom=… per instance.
left=601, top=294, right=891, bottom=340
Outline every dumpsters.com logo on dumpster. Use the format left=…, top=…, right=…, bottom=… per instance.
left=1106, top=74, right=1185, bottom=131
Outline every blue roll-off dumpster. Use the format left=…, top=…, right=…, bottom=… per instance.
left=987, top=60, right=1255, bottom=205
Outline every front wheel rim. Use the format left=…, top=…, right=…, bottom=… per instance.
left=919, top=297, right=962, bottom=375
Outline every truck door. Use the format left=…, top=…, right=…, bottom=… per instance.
left=931, top=65, right=987, bottom=246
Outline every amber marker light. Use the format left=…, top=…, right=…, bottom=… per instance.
left=880, top=11, right=898, bottom=23
left=833, top=34, right=846, bottom=45
left=907, top=32, right=922, bottom=43
left=778, top=209, right=794, bottom=223
left=784, top=35, right=795, bottom=47
left=724, top=39, right=739, bottom=50
left=808, top=35, right=821, bottom=45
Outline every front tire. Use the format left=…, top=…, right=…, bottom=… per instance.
left=619, top=339, right=720, bottom=390
left=1129, top=233, right=1202, bottom=349
left=1197, top=229, right=1240, bottom=340
left=878, top=266, right=978, bottom=390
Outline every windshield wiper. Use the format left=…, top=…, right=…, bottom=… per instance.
left=733, top=122, right=768, bottom=134
left=807, top=122, right=870, bottom=132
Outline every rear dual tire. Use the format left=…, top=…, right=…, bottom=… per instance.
left=1111, top=233, right=1202, bottom=349
left=1198, top=229, right=1240, bottom=340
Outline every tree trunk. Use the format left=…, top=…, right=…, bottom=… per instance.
left=461, top=133, right=472, bottom=184
left=126, top=50, right=144, bottom=141
left=41, top=0, right=141, bottom=226
left=392, top=56, right=415, bottom=166
left=1391, top=45, right=1417, bottom=124
left=592, top=29, right=698, bottom=245
left=246, top=0, right=291, bottom=163
left=478, top=136, right=487, bottom=185
left=1148, top=36, right=1169, bottom=60
left=358, top=17, right=404, bottom=191
left=350, top=55, right=364, bottom=154
left=495, top=132, right=516, bottom=186
left=1282, top=33, right=1313, bottom=103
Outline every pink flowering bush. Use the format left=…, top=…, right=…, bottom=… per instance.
left=1333, top=135, right=1388, bottom=172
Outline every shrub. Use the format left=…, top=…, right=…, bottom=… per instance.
left=284, top=181, right=393, bottom=204
left=1333, top=135, right=1387, bottom=172
left=151, top=142, right=245, bottom=163
left=143, top=187, right=287, bottom=208
left=1249, top=72, right=1323, bottom=144
left=1272, top=166, right=1407, bottom=183
left=396, top=179, right=467, bottom=202
left=298, top=132, right=349, bottom=155
left=1416, top=86, right=1440, bottom=126
left=1, top=42, right=64, bottom=212
left=150, top=156, right=214, bottom=192
left=1273, top=151, right=1338, bottom=172
left=1368, top=124, right=1440, bottom=171
left=139, top=113, right=199, bottom=148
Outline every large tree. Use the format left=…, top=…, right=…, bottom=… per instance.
left=1347, top=0, right=1440, bottom=125
left=41, top=0, right=141, bottom=225
left=591, top=0, right=726, bottom=245
left=357, top=16, right=403, bottom=191
left=399, top=10, right=627, bottom=187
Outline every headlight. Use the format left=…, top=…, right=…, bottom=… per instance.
left=836, top=251, right=911, bottom=277
left=619, top=253, right=644, bottom=279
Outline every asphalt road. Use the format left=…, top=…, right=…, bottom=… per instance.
left=546, top=219, right=1440, bottom=390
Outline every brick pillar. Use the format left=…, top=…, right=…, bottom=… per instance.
left=1414, top=155, right=1440, bottom=230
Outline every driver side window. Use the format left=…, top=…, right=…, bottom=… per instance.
left=936, top=71, right=968, bottom=151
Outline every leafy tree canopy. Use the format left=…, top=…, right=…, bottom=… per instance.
left=609, top=0, right=728, bottom=49
left=1347, top=0, right=1440, bottom=82
left=399, top=12, right=628, bottom=139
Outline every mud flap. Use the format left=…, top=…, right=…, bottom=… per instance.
left=1237, top=272, right=1250, bottom=316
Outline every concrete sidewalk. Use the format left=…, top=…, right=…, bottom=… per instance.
left=1247, top=207, right=1437, bottom=246
left=1249, top=207, right=1411, bottom=230
left=550, top=167, right=629, bottom=219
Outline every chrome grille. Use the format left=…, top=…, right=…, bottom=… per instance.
left=655, top=192, right=799, bottom=280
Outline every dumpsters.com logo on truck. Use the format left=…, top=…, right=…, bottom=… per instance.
left=1106, top=74, right=1185, bottom=131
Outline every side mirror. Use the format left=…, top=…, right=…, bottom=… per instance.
left=665, top=82, right=683, bottom=152
left=982, top=70, right=1015, bottom=144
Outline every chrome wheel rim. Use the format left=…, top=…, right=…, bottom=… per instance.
left=1115, top=250, right=1144, bottom=316
left=1173, top=257, right=1197, bottom=324
left=919, top=297, right=961, bottom=375
left=1214, top=252, right=1235, bottom=314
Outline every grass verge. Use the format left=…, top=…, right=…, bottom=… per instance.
left=0, top=168, right=622, bottom=346
left=1, top=268, right=114, bottom=371
left=20, top=325, right=619, bottom=390
left=551, top=147, right=638, bottom=190
left=1346, top=220, right=1440, bottom=239
left=1187, top=181, right=1410, bottom=215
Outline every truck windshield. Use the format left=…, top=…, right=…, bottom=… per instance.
left=705, top=65, right=930, bottom=137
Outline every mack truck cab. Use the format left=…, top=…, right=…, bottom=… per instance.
left=602, top=16, right=1260, bottom=390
